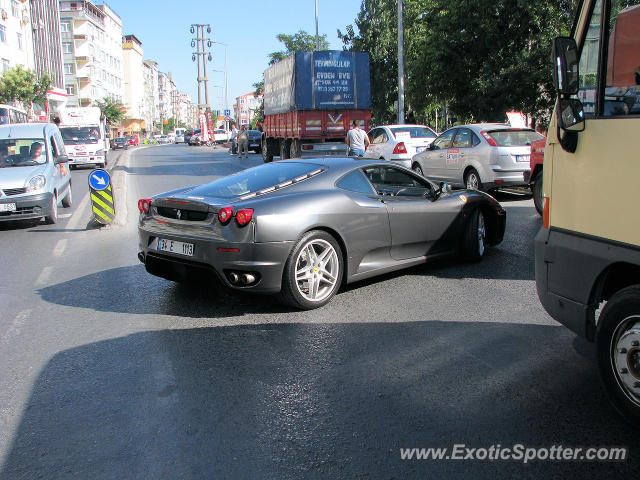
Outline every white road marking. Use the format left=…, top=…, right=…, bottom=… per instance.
left=58, top=213, right=72, bottom=219
left=35, top=266, right=54, bottom=287
left=1, top=309, right=31, bottom=343
left=53, top=239, right=67, bottom=257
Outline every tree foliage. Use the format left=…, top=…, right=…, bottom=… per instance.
left=96, top=97, right=126, bottom=126
left=0, top=66, right=51, bottom=110
left=341, top=0, right=578, bottom=127
left=268, top=30, right=330, bottom=65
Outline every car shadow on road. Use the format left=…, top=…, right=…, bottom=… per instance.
left=1, top=321, right=636, bottom=479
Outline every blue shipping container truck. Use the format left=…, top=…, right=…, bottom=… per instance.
left=262, top=50, right=372, bottom=161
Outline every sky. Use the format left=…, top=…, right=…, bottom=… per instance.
left=102, top=0, right=363, bottom=113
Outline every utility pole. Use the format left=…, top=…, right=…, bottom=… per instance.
left=397, top=0, right=405, bottom=124
left=212, top=42, right=229, bottom=130
left=190, top=24, right=212, bottom=112
left=315, top=0, right=320, bottom=50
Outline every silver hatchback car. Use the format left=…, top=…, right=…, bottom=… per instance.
left=410, top=123, right=544, bottom=191
left=0, top=123, right=72, bottom=223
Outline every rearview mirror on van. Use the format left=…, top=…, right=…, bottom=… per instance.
left=552, top=37, right=579, bottom=95
left=557, top=98, right=585, bottom=132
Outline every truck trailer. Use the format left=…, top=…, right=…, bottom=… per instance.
left=261, top=51, right=371, bottom=162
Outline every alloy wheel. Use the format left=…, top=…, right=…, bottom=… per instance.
left=294, top=239, right=339, bottom=302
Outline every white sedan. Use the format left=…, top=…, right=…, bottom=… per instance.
left=364, top=124, right=438, bottom=168
left=213, top=129, right=230, bottom=144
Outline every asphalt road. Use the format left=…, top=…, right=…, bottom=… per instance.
left=0, top=144, right=637, bottom=479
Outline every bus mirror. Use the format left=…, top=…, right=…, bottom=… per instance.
left=552, top=37, right=579, bottom=95
left=558, top=98, right=585, bottom=132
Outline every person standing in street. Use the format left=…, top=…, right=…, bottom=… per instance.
left=345, top=120, right=370, bottom=157
left=230, top=123, right=238, bottom=155
left=237, top=125, right=249, bottom=159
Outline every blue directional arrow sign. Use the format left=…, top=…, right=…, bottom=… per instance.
left=88, top=169, right=110, bottom=191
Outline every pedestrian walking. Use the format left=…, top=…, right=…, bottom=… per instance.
left=237, top=125, right=249, bottom=159
left=345, top=120, right=370, bottom=157
left=230, top=123, right=238, bottom=155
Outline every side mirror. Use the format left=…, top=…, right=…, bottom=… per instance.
left=55, top=155, right=69, bottom=164
left=557, top=98, right=585, bottom=132
left=440, top=182, right=452, bottom=194
left=429, top=142, right=436, bottom=150
left=552, top=37, right=579, bottom=95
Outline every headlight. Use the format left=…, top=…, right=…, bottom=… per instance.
left=27, top=175, right=46, bottom=192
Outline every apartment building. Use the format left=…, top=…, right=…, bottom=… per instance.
left=142, top=59, right=158, bottom=132
left=233, top=91, right=262, bottom=126
left=0, top=0, right=34, bottom=72
left=121, top=33, right=143, bottom=134
left=158, top=70, right=175, bottom=124
left=30, top=0, right=64, bottom=89
left=59, top=1, right=123, bottom=107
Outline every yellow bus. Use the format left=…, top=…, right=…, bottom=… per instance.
left=536, top=0, right=640, bottom=426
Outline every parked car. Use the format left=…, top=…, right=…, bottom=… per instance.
left=529, top=136, right=546, bottom=215
left=159, top=135, right=170, bottom=144
left=213, top=129, right=230, bottom=144
left=137, top=158, right=505, bottom=310
left=0, top=123, right=72, bottom=224
left=247, top=130, right=262, bottom=153
left=364, top=124, right=438, bottom=168
left=189, top=133, right=202, bottom=146
left=110, top=137, right=129, bottom=150
left=183, top=130, right=195, bottom=144
left=411, top=123, right=544, bottom=191
left=126, top=135, right=139, bottom=146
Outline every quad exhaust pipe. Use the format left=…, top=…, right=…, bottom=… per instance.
left=226, top=271, right=258, bottom=286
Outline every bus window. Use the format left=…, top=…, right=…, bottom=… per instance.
left=0, top=108, right=9, bottom=125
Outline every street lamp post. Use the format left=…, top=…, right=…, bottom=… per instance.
left=211, top=41, right=228, bottom=130
left=315, top=0, right=320, bottom=50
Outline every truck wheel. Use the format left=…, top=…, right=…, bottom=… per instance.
left=290, top=139, right=301, bottom=158
left=596, top=285, right=640, bottom=428
left=279, top=139, right=290, bottom=160
left=533, top=170, right=543, bottom=215
left=262, top=135, right=273, bottom=162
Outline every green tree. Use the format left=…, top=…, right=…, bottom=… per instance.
left=268, top=30, right=330, bottom=65
left=96, top=97, right=126, bottom=127
left=0, top=66, right=51, bottom=111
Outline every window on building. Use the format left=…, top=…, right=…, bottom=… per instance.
left=16, top=33, right=22, bottom=50
left=62, top=42, right=72, bottom=54
left=65, top=85, right=75, bottom=95
left=2, top=59, right=9, bottom=72
left=64, top=63, right=74, bottom=74
left=11, top=0, right=18, bottom=17
left=61, top=21, right=71, bottom=33
left=0, top=26, right=6, bottom=43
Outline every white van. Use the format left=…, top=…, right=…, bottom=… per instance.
left=174, top=128, right=186, bottom=143
left=58, top=106, right=108, bottom=168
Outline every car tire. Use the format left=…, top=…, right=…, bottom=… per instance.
left=279, top=230, right=343, bottom=310
left=596, top=285, right=640, bottom=428
left=412, top=163, right=424, bottom=176
left=533, top=170, right=543, bottom=215
left=461, top=209, right=486, bottom=262
left=465, top=168, right=483, bottom=191
left=45, top=193, right=58, bottom=224
left=61, top=183, right=72, bottom=208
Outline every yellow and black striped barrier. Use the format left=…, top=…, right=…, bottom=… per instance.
left=88, top=169, right=115, bottom=224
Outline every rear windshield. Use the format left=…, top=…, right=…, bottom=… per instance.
left=486, top=129, right=544, bottom=146
left=189, top=162, right=323, bottom=199
left=390, top=127, right=437, bottom=139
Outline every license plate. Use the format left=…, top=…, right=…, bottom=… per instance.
left=0, top=203, right=16, bottom=212
left=416, top=146, right=426, bottom=153
left=516, top=155, right=530, bottom=162
left=157, top=238, right=194, bottom=256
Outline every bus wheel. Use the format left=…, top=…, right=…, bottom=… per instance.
left=533, top=171, right=543, bottom=215
left=596, top=285, right=640, bottom=428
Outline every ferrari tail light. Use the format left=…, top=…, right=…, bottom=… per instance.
left=218, top=206, right=233, bottom=224
left=236, top=208, right=254, bottom=226
left=138, top=198, right=152, bottom=213
left=480, top=131, right=498, bottom=147
left=392, top=142, right=407, bottom=154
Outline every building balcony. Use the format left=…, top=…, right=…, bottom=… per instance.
left=74, top=33, right=87, bottom=41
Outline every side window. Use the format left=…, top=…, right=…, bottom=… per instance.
left=604, top=0, right=640, bottom=116
left=431, top=129, right=456, bottom=150
left=471, top=132, right=481, bottom=146
left=452, top=128, right=472, bottom=148
left=336, top=170, right=375, bottom=195
left=577, top=0, right=602, bottom=116
left=364, top=166, right=431, bottom=196
left=49, top=135, right=58, bottom=159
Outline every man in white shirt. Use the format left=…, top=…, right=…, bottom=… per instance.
left=345, top=120, right=370, bottom=157
left=230, top=123, right=238, bottom=155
